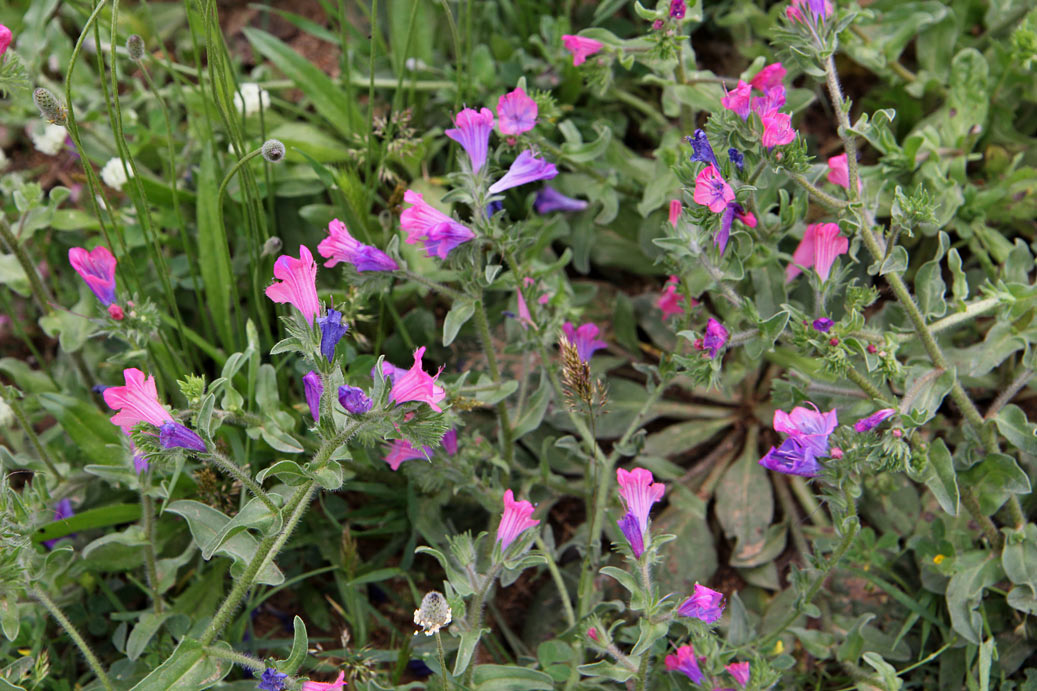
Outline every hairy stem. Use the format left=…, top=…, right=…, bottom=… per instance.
left=206, top=450, right=280, bottom=516
left=30, top=586, right=114, bottom=690
left=141, top=493, right=163, bottom=613
left=473, top=299, right=515, bottom=466
left=534, top=535, right=576, bottom=628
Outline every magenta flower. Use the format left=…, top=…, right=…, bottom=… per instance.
left=496, top=489, right=540, bottom=551
left=303, top=371, right=323, bottom=422
left=562, top=35, right=603, bottom=66
left=668, top=199, right=682, bottom=228
left=488, top=150, right=558, bottom=195
left=693, top=165, right=735, bottom=213
left=855, top=408, right=895, bottom=432
left=665, top=645, right=704, bottom=683
left=265, top=245, right=320, bottom=326
left=721, top=80, right=752, bottom=119
left=390, top=346, right=446, bottom=412
left=656, top=280, right=685, bottom=318
left=497, top=87, right=537, bottom=136
left=318, top=218, right=398, bottom=272
left=785, top=222, right=848, bottom=282
left=678, top=584, right=725, bottom=623
left=726, top=662, right=751, bottom=687
left=617, top=512, right=645, bottom=557
left=562, top=321, right=608, bottom=363
left=0, top=25, right=11, bottom=56
left=69, top=246, right=117, bottom=306
left=751, top=86, right=787, bottom=116
left=826, top=153, right=863, bottom=193
left=535, top=186, right=588, bottom=214
left=301, top=671, right=346, bottom=691
left=616, top=467, right=665, bottom=536
left=787, top=0, right=833, bottom=23
left=812, top=317, right=834, bottom=333
left=445, top=107, right=494, bottom=173
left=716, top=202, right=756, bottom=255
left=442, top=429, right=458, bottom=456
left=702, top=318, right=728, bottom=358
left=400, top=190, right=475, bottom=259
left=384, top=439, right=432, bottom=471
left=516, top=285, right=535, bottom=330
left=761, top=110, right=796, bottom=148
left=42, top=499, right=75, bottom=549
left=669, top=0, right=686, bottom=18
left=750, top=62, right=786, bottom=93
left=760, top=403, right=838, bottom=476
left=103, top=368, right=173, bottom=434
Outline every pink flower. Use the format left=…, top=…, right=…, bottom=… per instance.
left=726, top=662, right=751, bottom=687
left=384, top=439, right=432, bottom=471
left=265, top=245, right=320, bottom=326
left=693, top=165, right=735, bottom=213
left=445, top=107, right=494, bottom=173
left=400, top=190, right=475, bottom=258
left=826, top=153, right=862, bottom=192
left=103, top=368, right=173, bottom=435
left=721, top=80, right=752, bottom=119
left=677, top=584, right=725, bottom=623
left=760, top=110, right=796, bottom=148
left=497, top=87, right=537, bottom=136
left=616, top=468, right=665, bottom=536
left=786, top=223, right=847, bottom=282
left=390, top=346, right=446, bottom=411
left=301, top=671, right=346, bottom=690
left=665, top=645, right=703, bottom=683
left=318, top=218, right=398, bottom=272
left=516, top=285, right=535, bottom=330
left=751, top=86, right=786, bottom=116
left=750, top=62, right=786, bottom=93
left=562, top=322, right=608, bottom=363
left=656, top=278, right=685, bottom=318
left=562, top=35, right=603, bottom=66
left=69, top=246, right=117, bottom=306
left=496, top=489, right=540, bottom=550
left=787, top=0, right=833, bottom=23
left=0, top=25, right=12, bottom=56
left=668, top=199, right=682, bottom=228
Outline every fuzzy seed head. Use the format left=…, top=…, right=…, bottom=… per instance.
left=126, top=34, right=145, bottom=61
left=261, top=139, right=285, bottom=163
left=413, top=591, right=451, bottom=636
left=33, top=88, right=66, bottom=126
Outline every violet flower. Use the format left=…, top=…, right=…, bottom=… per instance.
left=389, top=346, right=446, bottom=412
left=69, top=246, right=117, bottom=306
left=562, top=322, right=608, bottom=363
left=303, top=371, right=323, bottom=423
left=677, top=584, right=725, bottom=623
left=400, top=190, right=475, bottom=259
left=716, top=202, right=756, bottom=255
left=855, top=408, right=895, bottom=432
left=265, top=245, right=320, bottom=326
left=812, top=318, right=834, bottom=333
left=497, top=87, right=537, bottom=136
left=442, top=429, right=458, bottom=456
left=759, top=404, right=838, bottom=476
left=702, top=318, right=729, bottom=358
left=338, top=385, right=372, bottom=415
left=318, top=309, right=348, bottom=362
left=617, top=512, right=644, bottom=557
left=665, top=645, right=704, bottom=683
left=488, top=150, right=558, bottom=195
left=688, top=129, right=720, bottom=170
left=496, top=489, right=540, bottom=551
left=42, top=499, right=74, bottom=549
left=728, top=147, right=744, bottom=171
left=534, top=186, right=588, bottom=214
left=259, top=668, right=288, bottom=691
left=445, top=107, right=494, bottom=173
left=423, top=221, right=476, bottom=259
left=318, top=218, right=398, bottom=272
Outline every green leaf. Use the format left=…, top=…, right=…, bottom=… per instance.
left=442, top=299, right=475, bottom=347
left=945, top=554, right=1003, bottom=645
left=201, top=496, right=283, bottom=559
left=652, top=486, right=717, bottom=593
left=276, top=616, right=307, bottom=675
left=267, top=122, right=351, bottom=163
left=127, top=612, right=176, bottom=661
left=577, top=660, right=636, bottom=683
left=255, top=460, right=308, bottom=485
left=1002, top=524, right=1037, bottom=596
left=644, top=418, right=729, bottom=457
left=453, top=628, right=487, bottom=677
left=716, top=429, right=773, bottom=560
left=196, top=144, right=235, bottom=350
left=33, top=503, right=141, bottom=544
left=0, top=254, right=29, bottom=296
left=993, top=404, right=1037, bottom=455
left=915, top=232, right=948, bottom=319
left=871, top=245, right=909, bottom=275
left=960, top=453, right=1031, bottom=514
left=512, top=375, right=550, bottom=440
left=921, top=438, right=959, bottom=516
left=630, top=618, right=668, bottom=656
left=36, top=392, right=122, bottom=467
left=129, top=638, right=231, bottom=690
left=472, top=664, right=554, bottom=690
left=244, top=28, right=359, bottom=138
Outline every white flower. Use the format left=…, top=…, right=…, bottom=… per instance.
left=413, top=591, right=452, bottom=636
left=31, top=124, right=67, bottom=156
left=100, top=158, right=131, bottom=191
left=232, top=82, right=270, bottom=117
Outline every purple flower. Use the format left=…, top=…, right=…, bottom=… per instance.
left=616, top=467, right=665, bottom=536
left=677, top=584, right=725, bottom=623
left=497, top=87, right=537, bottom=136
left=496, top=489, right=539, bottom=551
left=669, top=0, right=686, bottom=18
left=318, top=218, right=398, bottom=272
left=486, top=200, right=503, bottom=218
left=562, top=322, right=608, bottom=363
left=665, top=645, right=703, bottom=683
left=442, top=429, right=458, bottom=456
left=259, top=668, right=288, bottom=691
left=759, top=404, right=838, bottom=476
left=133, top=445, right=149, bottom=474
left=687, top=129, right=719, bottom=170
left=42, top=499, right=75, bottom=549
left=703, top=318, right=728, bottom=358
left=423, top=221, right=476, bottom=259
left=303, top=371, right=323, bottom=423
left=855, top=408, right=895, bottom=433
left=159, top=422, right=207, bottom=453
left=69, top=246, right=117, bottom=306
left=444, top=107, right=494, bottom=173
left=812, top=318, right=834, bottom=333
left=726, top=662, right=750, bottom=687
left=488, top=150, right=558, bottom=195
left=760, top=436, right=821, bottom=476
left=318, top=309, right=349, bottom=362
left=400, top=190, right=476, bottom=259
left=372, top=360, right=405, bottom=383
left=617, top=512, right=644, bottom=557
left=534, top=186, right=588, bottom=214
left=728, top=147, right=744, bottom=171
left=338, top=385, right=372, bottom=415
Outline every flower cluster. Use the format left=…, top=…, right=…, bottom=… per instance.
left=103, top=368, right=207, bottom=461
left=688, top=130, right=757, bottom=254
left=721, top=62, right=797, bottom=148
left=759, top=403, right=838, bottom=476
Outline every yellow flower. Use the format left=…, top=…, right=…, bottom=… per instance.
left=772, top=639, right=785, bottom=655
left=933, top=554, right=946, bottom=565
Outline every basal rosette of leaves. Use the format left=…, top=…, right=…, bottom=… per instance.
left=0, top=0, right=1034, bottom=690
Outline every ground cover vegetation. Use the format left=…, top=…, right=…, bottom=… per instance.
left=0, top=0, right=1035, bottom=689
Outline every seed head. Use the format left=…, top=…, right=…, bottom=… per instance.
left=261, top=139, right=286, bottom=164
left=126, top=34, right=145, bottom=61
left=262, top=236, right=283, bottom=257
left=33, top=88, right=67, bottom=126
left=413, top=591, right=451, bottom=636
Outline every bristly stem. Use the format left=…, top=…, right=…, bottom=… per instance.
left=788, top=171, right=850, bottom=211
left=534, top=535, right=576, bottom=628
left=30, top=586, right=114, bottom=691
left=141, top=493, right=163, bottom=613
left=435, top=630, right=451, bottom=689
left=473, top=298, right=515, bottom=466
left=206, top=449, right=280, bottom=515
left=202, top=645, right=268, bottom=673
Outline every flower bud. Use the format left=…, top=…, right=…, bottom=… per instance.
left=33, top=87, right=67, bottom=126
left=413, top=591, right=451, bottom=636
left=107, top=304, right=125, bottom=320
left=261, top=138, right=285, bottom=163
left=866, top=344, right=878, bottom=354
left=262, top=236, right=282, bottom=257
left=126, top=34, right=145, bottom=61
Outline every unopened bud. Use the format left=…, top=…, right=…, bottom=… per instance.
left=830, top=446, right=843, bottom=459
left=126, top=34, right=145, bottom=61
left=108, top=304, right=125, bottom=320
left=892, top=429, right=903, bottom=438
left=413, top=591, right=451, bottom=636
left=587, top=627, right=600, bottom=642
left=866, top=344, right=878, bottom=354
left=829, top=337, right=839, bottom=346
left=262, top=236, right=283, bottom=257
left=261, top=139, right=285, bottom=164
left=33, top=88, right=67, bottom=126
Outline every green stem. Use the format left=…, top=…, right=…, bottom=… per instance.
left=5, top=392, right=63, bottom=480
left=206, top=450, right=280, bottom=516
left=610, top=87, right=669, bottom=128
left=199, top=480, right=317, bottom=645
left=843, top=366, right=892, bottom=405
left=217, top=149, right=264, bottom=220
left=787, top=171, right=849, bottom=211
left=435, top=631, right=451, bottom=688
left=30, top=586, right=114, bottom=690
left=473, top=299, right=515, bottom=466
left=462, top=563, right=502, bottom=686
left=894, top=297, right=1000, bottom=342
left=534, top=535, right=576, bottom=628
left=399, top=269, right=464, bottom=299
left=141, top=493, right=162, bottom=613
left=0, top=217, right=55, bottom=313
left=203, top=645, right=267, bottom=672
left=634, top=649, right=650, bottom=691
